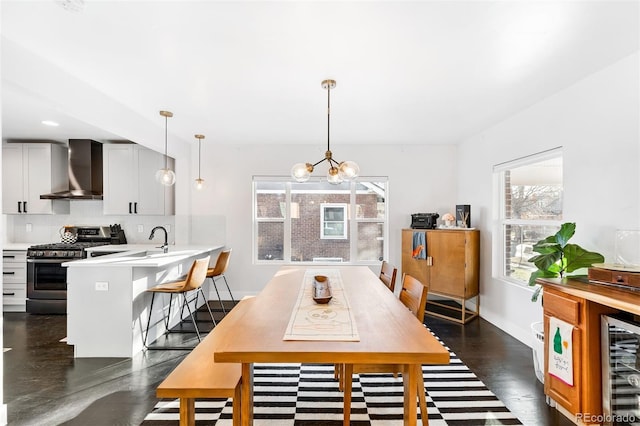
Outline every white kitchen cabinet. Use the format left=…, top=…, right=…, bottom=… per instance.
left=3, top=250, right=27, bottom=312
left=2, top=143, right=69, bottom=214
left=102, top=143, right=175, bottom=215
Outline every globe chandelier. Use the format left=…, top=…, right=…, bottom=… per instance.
left=291, top=79, right=359, bottom=184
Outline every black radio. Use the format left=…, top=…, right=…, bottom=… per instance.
left=410, top=213, right=439, bottom=229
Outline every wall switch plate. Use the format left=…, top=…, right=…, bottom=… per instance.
left=95, top=281, right=109, bottom=291
left=137, top=224, right=144, bottom=233
left=26, top=223, right=32, bottom=232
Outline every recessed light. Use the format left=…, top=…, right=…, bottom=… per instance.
left=41, top=120, right=59, bottom=127
left=55, top=0, right=85, bottom=12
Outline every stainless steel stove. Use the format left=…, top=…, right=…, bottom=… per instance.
left=26, top=226, right=116, bottom=314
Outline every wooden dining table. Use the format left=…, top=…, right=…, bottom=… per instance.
left=213, top=265, right=450, bottom=426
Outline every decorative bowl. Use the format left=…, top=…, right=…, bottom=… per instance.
left=313, top=275, right=332, bottom=304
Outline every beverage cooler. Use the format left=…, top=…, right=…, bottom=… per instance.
left=601, top=314, right=640, bottom=425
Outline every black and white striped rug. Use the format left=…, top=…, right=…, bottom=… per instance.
left=142, top=336, right=522, bottom=425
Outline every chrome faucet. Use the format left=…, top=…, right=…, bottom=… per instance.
left=149, top=226, right=169, bottom=253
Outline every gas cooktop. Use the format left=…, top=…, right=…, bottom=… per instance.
left=27, top=242, right=108, bottom=259
left=28, top=242, right=107, bottom=250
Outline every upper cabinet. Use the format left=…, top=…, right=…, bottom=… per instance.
left=102, top=143, right=175, bottom=215
left=2, top=143, right=69, bottom=215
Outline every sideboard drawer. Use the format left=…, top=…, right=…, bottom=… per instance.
left=543, top=289, right=580, bottom=324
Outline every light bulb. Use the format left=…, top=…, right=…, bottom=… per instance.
left=155, top=168, right=176, bottom=186
left=327, top=167, right=343, bottom=185
left=338, top=161, right=360, bottom=181
left=194, top=178, right=205, bottom=190
left=291, top=163, right=312, bottom=182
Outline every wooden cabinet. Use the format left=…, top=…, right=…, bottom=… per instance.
left=3, top=250, right=27, bottom=312
left=401, top=228, right=480, bottom=323
left=541, top=283, right=617, bottom=424
left=102, top=143, right=175, bottom=215
left=2, top=143, right=69, bottom=215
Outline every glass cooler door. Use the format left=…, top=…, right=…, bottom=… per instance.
left=602, top=315, right=640, bottom=425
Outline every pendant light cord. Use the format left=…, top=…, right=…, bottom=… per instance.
left=164, top=115, right=169, bottom=169
left=198, top=138, right=202, bottom=179
left=327, top=84, right=331, bottom=152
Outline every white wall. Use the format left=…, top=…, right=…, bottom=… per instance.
left=187, top=143, right=459, bottom=297
left=0, top=0, right=6, bottom=421
left=457, top=52, right=640, bottom=345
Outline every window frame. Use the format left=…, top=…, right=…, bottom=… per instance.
left=320, top=203, right=348, bottom=240
left=252, top=176, right=389, bottom=265
left=493, top=147, right=564, bottom=286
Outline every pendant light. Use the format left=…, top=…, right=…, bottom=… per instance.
left=194, top=134, right=205, bottom=190
left=155, top=110, right=176, bottom=186
left=291, top=79, right=359, bottom=184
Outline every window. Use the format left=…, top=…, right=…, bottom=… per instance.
left=253, top=177, right=388, bottom=264
left=494, top=149, right=563, bottom=284
left=321, top=204, right=347, bottom=239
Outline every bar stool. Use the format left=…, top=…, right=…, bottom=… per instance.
left=143, top=256, right=216, bottom=350
left=206, top=249, right=236, bottom=315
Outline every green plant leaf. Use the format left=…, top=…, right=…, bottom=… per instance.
left=531, top=240, right=561, bottom=255
left=563, top=243, right=605, bottom=273
left=548, top=262, right=563, bottom=274
left=529, top=251, right=562, bottom=272
left=555, top=222, right=576, bottom=248
left=528, top=268, right=559, bottom=286
left=531, top=285, right=543, bottom=302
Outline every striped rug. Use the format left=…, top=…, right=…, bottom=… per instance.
left=142, top=334, right=522, bottom=425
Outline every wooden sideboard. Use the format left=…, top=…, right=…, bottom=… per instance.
left=402, top=228, right=480, bottom=323
left=539, top=277, right=640, bottom=424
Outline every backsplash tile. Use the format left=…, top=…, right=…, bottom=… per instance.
left=5, top=201, right=175, bottom=245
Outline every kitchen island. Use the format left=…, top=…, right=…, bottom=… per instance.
left=63, top=244, right=223, bottom=358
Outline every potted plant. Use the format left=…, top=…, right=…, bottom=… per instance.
left=527, top=222, right=604, bottom=302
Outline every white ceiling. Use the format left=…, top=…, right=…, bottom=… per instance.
left=1, top=1, right=638, bottom=154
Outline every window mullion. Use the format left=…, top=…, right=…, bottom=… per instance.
left=349, top=180, right=357, bottom=262
left=283, top=182, right=292, bottom=262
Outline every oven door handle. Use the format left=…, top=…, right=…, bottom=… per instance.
left=27, top=258, right=72, bottom=263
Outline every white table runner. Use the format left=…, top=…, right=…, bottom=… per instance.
left=283, top=269, right=360, bottom=341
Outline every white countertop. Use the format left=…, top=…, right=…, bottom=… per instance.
left=85, top=244, right=164, bottom=253
left=63, top=245, right=223, bottom=268
left=3, top=243, right=36, bottom=251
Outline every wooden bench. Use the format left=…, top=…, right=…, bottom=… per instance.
left=156, top=297, right=254, bottom=426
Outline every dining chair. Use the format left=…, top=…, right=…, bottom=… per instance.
left=340, top=273, right=430, bottom=425
left=143, top=255, right=216, bottom=350
left=206, top=249, right=236, bottom=315
left=379, top=260, right=398, bottom=292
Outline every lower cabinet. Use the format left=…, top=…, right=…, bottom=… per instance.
left=542, top=285, right=617, bottom=423
left=3, top=250, right=27, bottom=312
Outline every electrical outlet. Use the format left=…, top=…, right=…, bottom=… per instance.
left=137, top=224, right=144, bottom=233
left=26, top=223, right=32, bottom=232
left=95, top=281, right=109, bottom=291
left=165, top=224, right=171, bottom=233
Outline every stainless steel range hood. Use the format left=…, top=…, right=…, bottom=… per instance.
left=40, top=139, right=103, bottom=200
